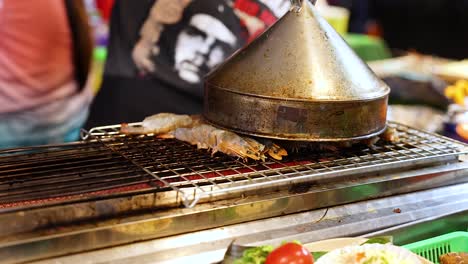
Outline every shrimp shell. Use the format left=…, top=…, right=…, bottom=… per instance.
left=380, top=127, right=400, bottom=142
left=175, top=124, right=217, bottom=150
left=211, top=130, right=265, bottom=161
left=266, top=143, right=288, bottom=160
left=121, top=113, right=193, bottom=135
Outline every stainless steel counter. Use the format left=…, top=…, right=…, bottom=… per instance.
left=27, top=182, right=468, bottom=264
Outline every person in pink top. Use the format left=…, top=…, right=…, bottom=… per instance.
left=0, top=0, right=92, bottom=149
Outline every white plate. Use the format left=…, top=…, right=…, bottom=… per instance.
left=303, top=237, right=368, bottom=252
left=314, top=243, right=433, bottom=264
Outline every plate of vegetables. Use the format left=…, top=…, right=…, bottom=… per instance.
left=225, top=236, right=432, bottom=264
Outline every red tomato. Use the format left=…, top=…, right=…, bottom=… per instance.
left=265, top=243, right=314, bottom=264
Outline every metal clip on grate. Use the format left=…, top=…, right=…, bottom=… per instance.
left=85, top=122, right=468, bottom=208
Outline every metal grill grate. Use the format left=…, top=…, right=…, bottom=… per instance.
left=0, top=122, right=466, bottom=209
left=86, top=122, right=467, bottom=207
left=0, top=142, right=159, bottom=208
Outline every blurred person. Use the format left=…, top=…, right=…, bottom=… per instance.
left=85, top=0, right=291, bottom=129
left=0, top=0, right=93, bottom=148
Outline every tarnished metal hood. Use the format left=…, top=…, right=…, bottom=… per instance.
left=205, top=0, right=389, bottom=101
left=203, top=0, right=390, bottom=141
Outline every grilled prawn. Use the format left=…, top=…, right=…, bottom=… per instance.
left=173, top=124, right=217, bottom=150
left=120, top=113, right=194, bottom=135
left=161, top=124, right=266, bottom=160
left=121, top=113, right=288, bottom=160
left=211, top=130, right=266, bottom=161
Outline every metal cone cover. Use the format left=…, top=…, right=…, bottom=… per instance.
left=203, top=1, right=389, bottom=141
left=205, top=0, right=389, bottom=101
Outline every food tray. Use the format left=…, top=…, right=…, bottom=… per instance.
left=403, top=231, right=468, bottom=263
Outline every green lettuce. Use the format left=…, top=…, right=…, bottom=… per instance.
left=233, top=245, right=274, bottom=264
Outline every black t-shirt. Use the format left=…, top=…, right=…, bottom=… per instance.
left=85, top=0, right=289, bottom=129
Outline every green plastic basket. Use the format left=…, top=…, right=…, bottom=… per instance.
left=403, top=231, right=468, bottom=263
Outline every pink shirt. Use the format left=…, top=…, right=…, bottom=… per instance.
left=0, top=0, right=77, bottom=113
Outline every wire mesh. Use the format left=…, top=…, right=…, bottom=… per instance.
left=86, top=122, right=468, bottom=207
left=0, top=122, right=466, bottom=209
left=0, top=141, right=159, bottom=208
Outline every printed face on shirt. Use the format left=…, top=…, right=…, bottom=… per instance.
left=174, top=14, right=237, bottom=84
